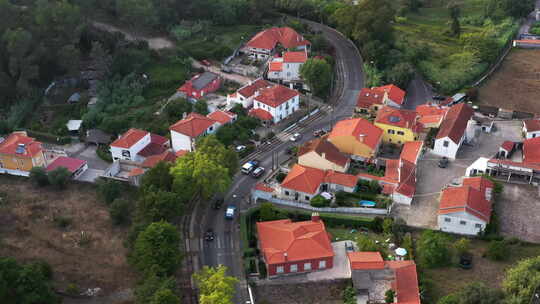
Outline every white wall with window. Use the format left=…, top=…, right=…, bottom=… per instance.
left=437, top=212, right=487, bottom=236
left=433, top=135, right=462, bottom=160
left=318, top=260, right=326, bottom=269
left=253, top=94, right=300, bottom=124
left=110, top=133, right=151, bottom=163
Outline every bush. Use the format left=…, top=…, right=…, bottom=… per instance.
left=418, top=230, right=451, bottom=268
left=275, top=172, right=287, bottom=183
left=343, top=286, right=356, bottom=304
left=310, top=195, right=330, bottom=208
left=29, top=167, right=50, bottom=187
left=97, top=179, right=122, bottom=205
left=486, top=240, right=509, bottom=261
left=385, top=289, right=395, bottom=303
left=109, top=198, right=133, bottom=225
left=258, top=260, right=267, bottom=279
left=96, top=144, right=113, bottom=162
left=371, top=217, right=384, bottom=233
left=47, top=167, right=71, bottom=190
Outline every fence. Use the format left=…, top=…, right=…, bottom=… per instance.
left=252, top=191, right=388, bottom=215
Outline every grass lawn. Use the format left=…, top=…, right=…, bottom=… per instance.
left=393, top=0, right=518, bottom=93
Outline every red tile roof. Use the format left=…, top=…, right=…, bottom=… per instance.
left=169, top=113, right=216, bottom=138
left=255, top=183, right=275, bottom=193
left=256, top=218, right=334, bottom=265
left=281, top=164, right=326, bottom=194
left=385, top=159, right=400, bottom=181
left=246, top=27, right=311, bottom=50
left=269, top=61, right=283, bottom=72
left=524, top=119, right=540, bottom=132
left=348, top=251, right=385, bottom=270
left=207, top=110, right=236, bottom=125
left=142, top=151, right=177, bottom=168
left=500, top=141, right=514, bottom=152
left=237, top=79, right=271, bottom=98
left=400, top=141, right=423, bottom=165
left=255, top=84, right=299, bottom=108
left=523, top=137, right=540, bottom=164
left=283, top=51, right=308, bottom=63
left=379, top=84, right=406, bottom=105
left=150, top=134, right=168, bottom=146
left=396, top=159, right=416, bottom=198
left=515, top=39, right=540, bottom=45
left=298, top=138, right=349, bottom=168
left=415, top=103, right=448, bottom=116
left=175, top=150, right=189, bottom=158
left=436, top=103, right=474, bottom=143
left=462, top=176, right=494, bottom=192
left=128, top=167, right=145, bottom=177
left=324, top=171, right=358, bottom=188
left=375, top=106, right=423, bottom=133
left=328, top=118, right=383, bottom=151
left=110, top=128, right=148, bottom=148
left=356, top=88, right=385, bottom=109
left=249, top=108, right=273, bottom=121
left=387, top=261, right=421, bottom=304
left=137, top=143, right=167, bottom=158
left=46, top=157, right=86, bottom=173
left=439, top=185, right=492, bottom=222
left=0, top=132, right=43, bottom=158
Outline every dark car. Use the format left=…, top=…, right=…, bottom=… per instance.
left=251, top=167, right=265, bottom=178
left=204, top=229, right=215, bottom=241
left=313, top=129, right=327, bottom=137
left=213, top=198, right=223, bottom=210
left=438, top=157, right=449, bottom=168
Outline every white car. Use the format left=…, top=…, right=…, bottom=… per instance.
left=289, top=133, right=302, bottom=142
left=235, top=145, right=246, bottom=152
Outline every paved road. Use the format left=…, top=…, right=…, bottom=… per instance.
left=403, top=73, right=434, bottom=110
left=198, top=19, right=364, bottom=304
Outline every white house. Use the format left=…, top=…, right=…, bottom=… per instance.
left=249, top=84, right=300, bottom=124
left=110, top=129, right=168, bottom=163
left=227, top=78, right=272, bottom=109
left=267, top=51, right=307, bottom=83
left=433, top=103, right=474, bottom=159
left=523, top=119, right=540, bottom=139
left=438, top=176, right=493, bottom=236
left=169, top=113, right=221, bottom=152
left=244, top=27, right=310, bottom=61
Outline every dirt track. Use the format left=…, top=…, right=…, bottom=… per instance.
left=92, top=21, right=174, bottom=50
left=479, top=49, right=540, bottom=114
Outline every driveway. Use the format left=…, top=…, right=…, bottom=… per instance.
left=392, top=120, right=523, bottom=228
left=69, top=144, right=110, bottom=170
left=192, top=60, right=254, bottom=85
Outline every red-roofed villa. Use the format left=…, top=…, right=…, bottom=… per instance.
left=110, top=129, right=169, bottom=163
left=244, top=27, right=310, bottom=60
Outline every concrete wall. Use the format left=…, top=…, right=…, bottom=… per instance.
left=327, top=135, right=377, bottom=160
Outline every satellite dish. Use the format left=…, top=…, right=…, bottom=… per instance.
left=395, top=248, right=407, bottom=256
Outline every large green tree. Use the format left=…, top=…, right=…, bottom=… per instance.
left=135, top=272, right=177, bottom=304
left=503, top=256, right=540, bottom=304
left=137, top=188, right=184, bottom=223
left=417, top=230, right=451, bottom=268
left=300, top=58, right=332, bottom=98
left=193, top=265, right=238, bottom=304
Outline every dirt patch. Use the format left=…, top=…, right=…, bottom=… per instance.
left=496, top=183, right=540, bottom=243
left=254, top=280, right=349, bottom=304
left=478, top=49, right=540, bottom=114
left=0, top=176, right=135, bottom=295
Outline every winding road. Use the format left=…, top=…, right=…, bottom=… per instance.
left=196, top=19, right=365, bottom=303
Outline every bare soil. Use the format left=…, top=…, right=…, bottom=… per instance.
left=254, top=280, right=349, bottom=304
left=0, top=176, right=135, bottom=295
left=479, top=49, right=540, bottom=114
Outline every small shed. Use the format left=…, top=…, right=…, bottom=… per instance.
left=66, top=120, right=83, bottom=134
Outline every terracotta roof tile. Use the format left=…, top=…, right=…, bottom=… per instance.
left=439, top=185, right=492, bottom=222
left=281, top=164, right=326, bottom=194
left=137, top=143, right=167, bottom=157
left=324, top=171, right=358, bottom=188
left=524, top=137, right=540, bottom=164
left=255, top=183, right=275, bottom=193
left=110, top=128, right=148, bottom=148
left=142, top=151, right=177, bottom=168
left=356, top=88, right=385, bottom=108
left=524, top=119, right=540, bottom=132
left=298, top=138, right=349, bottom=168
left=249, top=108, right=273, bottom=121
left=169, top=113, right=216, bottom=137
left=175, top=150, right=189, bottom=158
left=255, top=84, right=299, bottom=108
left=237, top=79, right=271, bottom=98
left=348, top=252, right=385, bottom=270
left=46, top=157, right=86, bottom=173
left=128, top=167, right=145, bottom=177
left=436, top=103, right=474, bottom=143
left=375, top=106, right=423, bottom=132
left=400, top=141, right=423, bottom=165
left=328, top=118, right=383, bottom=151
left=500, top=141, right=514, bottom=152
left=0, top=132, right=43, bottom=158
left=246, top=27, right=310, bottom=50
left=283, top=51, right=307, bottom=63
left=387, top=261, right=421, bottom=304
left=256, top=218, right=333, bottom=265
left=378, top=84, right=406, bottom=105
left=207, top=110, right=236, bottom=125
left=269, top=61, right=283, bottom=72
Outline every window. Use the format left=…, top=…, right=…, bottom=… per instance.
left=475, top=223, right=482, bottom=229
left=388, top=129, right=395, bottom=134
left=305, top=196, right=310, bottom=201
left=460, top=220, right=467, bottom=225
left=121, top=150, right=131, bottom=158
left=397, top=131, right=404, bottom=135
left=209, top=126, right=213, bottom=131
left=276, top=266, right=284, bottom=273
left=290, top=264, right=298, bottom=272
left=444, top=217, right=451, bottom=222
left=318, top=260, right=326, bottom=269
left=304, top=263, right=312, bottom=271
left=443, top=141, right=449, bottom=147
left=285, top=191, right=290, bottom=196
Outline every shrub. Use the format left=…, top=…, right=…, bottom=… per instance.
left=109, top=198, right=133, bottom=225
left=310, top=195, right=330, bottom=208
left=47, top=167, right=71, bottom=190
left=486, top=240, right=509, bottom=261
left=453, top=238, right=470, bottom=256
left=53, top=215, right=72, bottom=229
left=29, top=167, right=49, bottom=187
left=371, top=217, right=384, bottom=233
left=66, top=283, right=79, bottom=296
left=383, top=218, right=394, bottom=235
left=343, top=286, right=356, bottom=304
left=97, top=179, right=122, bottom=205
left=385, top=289, right=395, bottom=303
left=275, top=172, right=287, bottom=183
left=417, top=230, right=451, bottom=268
left=258, top=260, right=267, bottom=279
left=96, top=144, right=113, bottom=162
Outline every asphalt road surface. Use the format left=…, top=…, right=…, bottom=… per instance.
left=198, top=19, right=365, bottom=304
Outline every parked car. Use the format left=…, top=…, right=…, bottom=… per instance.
left=313, top=129, right=327, bottom=137
left=241, top=160, right=259, bottom=174
left=289, top=133, right=302, bottom=142
left=235, top=145, right=246, bottom=152
left=204, top=229, right=215, bottom=241
left=438, top=157, right=449, bottom=168
left=251, top=167, right=265, bottom=178
left=213, top=198, right=223, bottom=210
left=225, top=205, right=236, bottom=219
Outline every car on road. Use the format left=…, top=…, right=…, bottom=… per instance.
left=289, top=133, right=302, bottom=142
left=213, top=198, right=223, bottom=210
left=225, top=205, right=236, bottom=219
left=251, top=167, right=265, bottom=178
left=204, top=229, right=215, bottom=241
left=438, top=157, right=449, bottom=168
left=313, top=129, right=328, bottom=137
left=241, top=160, right=259, bottom=174
left=235, top=145, right=246, bottom=152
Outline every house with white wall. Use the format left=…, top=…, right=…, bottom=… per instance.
left=267, top=51, right=308, bottom=83
left=523, top=119, right=540, bottom=139
left=244, top=27, right=310, bottom=61
left=227, top=78, right=272, bottom=109
left=438, top=176, right=493, bottom=236
left=169, top=113, right=220, bottom=152
left=110, top=128, right=168, bottom=163
left=249, top=84, right=300, bottom=124
left=433, top=103, right=474, bottom=159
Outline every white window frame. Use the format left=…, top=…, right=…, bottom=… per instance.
left=444, top=217, right=451, bottom=222
left=276, top=266, right=284, bottom=274
left=318, top=260, right=326, bottom=269
left=290, top=264, right=298, bottom=272
left=304, top=263, right=311, bottom=271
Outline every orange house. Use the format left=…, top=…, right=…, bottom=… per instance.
left=0, top=131, right=46, bottom=175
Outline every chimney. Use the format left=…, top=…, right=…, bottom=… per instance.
left=284, top=252, right=288, bottom=261
left=182, top=112, right=188, bottom=120
left=311, top=212, right=320, bottom=222
left=358, top=134, right=366, bottom=142
left=321, top=152, right=326, bottom=159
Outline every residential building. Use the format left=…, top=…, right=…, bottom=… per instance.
left=46, top=157, right=88, bottom=179
left=327, top=118, right=383, bottom=162
left=433, top=103, right=475, bottom=159
left=206, top=110, right=237, bottom=125
left=524, top=137, right=540, bottom=164
left=244, top=27, right=310, bottom=60
left=169, top=113, right=221, bottom=152
left=141, top=151, right=177, bottom=169
left=249, top=84, right=300, bottom=124
left=348, top=251, right=420, bottom=304
left=438, top=176, right=493, bottom=235
left=355, top=84, right=406, bottom=114
left=523, top=119, right=540, bottom=139
left=415, top=103, right=448, bottom=128
left=110, top=129, right=169, bottom=163
left=499, top=141, right=514, bottom=158
left=374, top=106, right=423, bottom=145
left=0, top=131, right=46, bottom=176
left=378, top=84, right=406, bottom=108
left=178, top=71, right=221, bottom=100
left=256, top=214, right=334, bottom=277
left=227, top=78, right=272, bottom=109
left=267, top=51, right=308, bottom=83
left=298, top=138, right=350, bottom=173
left=400, top=141, right=424, bottom=165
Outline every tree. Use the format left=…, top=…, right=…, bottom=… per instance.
left=417, top=230, right=451, bottom=268
left=29, top=167, right=49, bottom=187
left=503, top=256, right=540, bottom=304
left=258, top=202, right=282, bottom=221
left=196, top=135, right=238, bottom=177
left=356, top=235, right=384, bottom=255
left=47, top=167, right=71, bottom=190
left=135, top=272, right=176, bottom=304
left=383, top=218, right=394, bottom=235
left=385, top=289, right=395, bottom=303
left=300, top=58, right=332, bottom=98
left=193, top=265, right=238, bottom=304
left=140, top=162, right=175, bottom=192
left=194, top=100, right=209, bottom=115
left=363, top=63, right=383, bottom=88
left=386, top=63, right=414, bottom=89
left=110, top=198, right=133, bottom=225
left=166, top=98, right=192, bottom=122
left=448, top=2, right=461, bottom=37
left=131, top=221, right=182, bottom=275
left=137, top=189, right=184, bottom=223
left=453, top=238, right=470, bottom=256
left=116, top=0, right=157, bottom=27
left=486, top=240, right=508, bottom=261
left=97, top=179, right=122, bottom=205
left=150, top=288, right=181, bottom=304
left=15, top=261, right=59, bottom=304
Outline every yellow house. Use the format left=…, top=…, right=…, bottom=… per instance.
left=374, top=107, right=423, bottom=145
left=327, top=118, right=383, bottom=161
left=298, top=138, right=350, bottom=173
left=0, top=131, right=46, bottom=175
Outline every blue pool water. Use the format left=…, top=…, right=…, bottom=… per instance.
left=357, top=200, right=376, bottom=207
